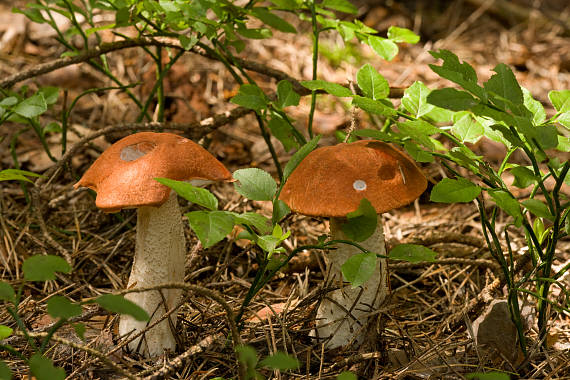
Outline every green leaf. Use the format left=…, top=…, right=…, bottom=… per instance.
left=257, top=234, right=282, bottom=254
left=558, top=111, right=570, bottom=128
left=236, top=345, right=259, bottom=378
left=179, top=34, right=198, bottom=50
left=0, top=359, right=11, bottom=380
left=0, top=282, right=16, bottom=304
left=523, top=88, right=546, bottom=125
left=268, top=114, right=299, bottom=152
left=270, top=0, right=299, bottom=10
left=230, top=84, right=268, bottom=111
left=236, top=26, right=272, bottom=39
left=0, top=325, right=13, bottom=340
left=352, top=95, right=397, bottom=116
left=428, top=50, right=486, bottom=100
left=404, top=141, right=434, bottom=163
left=557, top=135, right=570, bottom=152
left=484, top=63, right=523, bottom=110
left=257, top=225, right=290, bottom=254
left=283, top=135, right=321, bottom=180
left=29, top=354, right=66, bottom=380
left=397, top=119, right=440, bottom=149
left=517, top=120, right=559, bottom=150
left=155, top=178, right=218, bottom=210
left=337, top=372, right=357, bottom=380
left=522, top=199, right=554, bottom=221
left=356, top=64, right=389, bottom=100
left=13, top=7, right=46, bottom=24
left=13, top=93, right=47, bottom=118
left=94, top=294, right=149, bottom=321
left=233, top=168, right=277, bottom=201
left=341, top=251, right=377, bottom=288
left=47, top=296, right=82, bottom=320
left=276, top=80, right=300, bottom=108
left=115, top=6, right=130, bottom=27
left=250, top=7, right=296, bottom=33
left=341, top=199, right=378, bottom=242
left=452, top=114, right=484, bottom=143
left=272, top=199, right=291, bottom=224
left=387, top=26, right=420, bottom=43
left=368, top=36, right=398, bottom=61
left=23, top=255, right=71, bottom=282
left=0, top=97, right=18, bottom=107
left=548, top=90, right=570, bottom=112
left=488, top=190, right=523, bottom=227
left=389, top=244, right=437, bottom=262
left=401, top=81, right=435, bottom=118
left=39, top=87, right=59, bottom=105
left=321, top=0, right=357, bottom=14
left=73, top=323, right=86, bottom=340
left=509, top=166, right=537, bottom=188
left=0, top=169, right=42, bottom=183
left=465, top=371, right=511, bottom=380
left=260, top=351, right=300, bottom=370
left=186, top=210, right=235, bottom=248
left=300, top=80, right=352, bottom=97
left=352, top=129, right=395, bottom=142
left=427, top=88, right=478, bottom=111
left=234, top=212, right=272, bottom=235
left=430, top=178, right=481, bottom=203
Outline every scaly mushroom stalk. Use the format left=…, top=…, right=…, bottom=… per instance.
left=118, top=194, right=185, bottom=357
left=280, top=140, right=427, bottom=349
left=314, top=216, right=388, bottom=348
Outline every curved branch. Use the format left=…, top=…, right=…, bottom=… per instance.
left=1, top=37, right=405, bottom=98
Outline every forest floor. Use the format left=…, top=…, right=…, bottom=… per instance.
left=0, top=0, right=569, bottom=379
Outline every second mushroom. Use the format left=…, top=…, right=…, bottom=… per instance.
left=280, top=140, right=426, bottom=349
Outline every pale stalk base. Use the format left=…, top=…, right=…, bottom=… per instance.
left=118, top=195, right=185, bottom=357
left=313, top=215, right=388, bottom=349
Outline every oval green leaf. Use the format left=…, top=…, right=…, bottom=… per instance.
left=341, top=251, right=377, bottom=288
left=155, top=178, right=218, bottom=210
left=0, top=325, right=13, bottom=340
left=430, top=178, right=481, bottom=203
left=29, top=354, right=65, bottom=380
left=233, top=168, right=277, bottom=201
left=389, top=244, right=437, bottom=263
left=260, top=351, right=300, bottom=370
left=94, top=294, right=149, bottom=321
left=23, top=255, right=71, bottom=282
left=186, top=210, right=235, bottom=248
left=47, top=296, right=82, bottom=320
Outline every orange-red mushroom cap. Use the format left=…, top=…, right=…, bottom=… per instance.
left=74, top=132, right=231, bottom=212
left=280, top=140, right=427, bottom=217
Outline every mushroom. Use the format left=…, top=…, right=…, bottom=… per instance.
left=280, top=140, right=426, bottom=348
left=74, top=132, right=231, bottom=357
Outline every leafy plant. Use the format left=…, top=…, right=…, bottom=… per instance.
left=0, top=255, right=148, bottom=379
left=348, top=49, right=569, bottom=352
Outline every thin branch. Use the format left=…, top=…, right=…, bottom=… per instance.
left=390, top=257, right=500, bottom=270
left=1, top=38, right=405, bottom=98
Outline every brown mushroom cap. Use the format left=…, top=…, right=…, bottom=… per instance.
left=280, top=140, right=427, bottom=217
left=74, top=132, right=231, bottom=212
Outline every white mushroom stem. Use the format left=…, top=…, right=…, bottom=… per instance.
left=314, top=215, right=388, bottom=349
left=118, top=194, right=185, bottom=357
